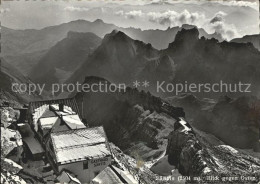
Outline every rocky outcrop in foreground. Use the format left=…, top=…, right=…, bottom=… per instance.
left=1, top=158, right=26, bottom=184
left=166, top=119, right=209, bottom=176
left=166, top=118, right=260, bottom=183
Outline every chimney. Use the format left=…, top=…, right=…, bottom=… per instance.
left=59, top=104, right=64, bottom=111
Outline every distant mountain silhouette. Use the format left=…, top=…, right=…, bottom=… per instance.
left=2, top=19, right=222, bottom=76
left=29, top=32, right=102, bottom=87
left=0, top=60, right=43, bottom=103
left=232, top=34, right=260, bottom=51
left=3, top=21, right=259, bottom=99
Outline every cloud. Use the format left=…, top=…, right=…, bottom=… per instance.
left=114, top=9, right=240, bottom=40
left=147, top=10, right=206, bottom=27
left=211, top=22, right=238, bottom=40
left=64, top=6, right=89, bottom=12
left=209, top=11, right=239, bottom=40
left=115, top=10, right=125, bottom=16
left=115, top=10, right=144, bottom=19
left=147, top=10, right=240, bottom=40
left=210, top=11, right=227, bottom=24
left=219, top=0, right=258, bottom=10
left=125, top=10, right=144, bottom=19
left=100, top=7, right=108, bottom=13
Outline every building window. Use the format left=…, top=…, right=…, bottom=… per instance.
left=83, top=160, right=88, bottom=170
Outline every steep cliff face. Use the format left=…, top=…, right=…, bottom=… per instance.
left=67, top=30, right=179, bottom=97
left=138, top=55, right=176, bottom=93
left=67, top=30, right=159, bottom=85
left=166, top=118, right=260, bottom=181
left=0, top=60, right=43, bottom=104
left=164, top=28, right=260, bottom=98
left=166, top=119, right=209, bottom=176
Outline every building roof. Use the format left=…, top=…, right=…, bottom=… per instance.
left=39, top=117, right=59, bottom=130
left=49, top=104, right=76, bottom=116
left=33, top=103, right=86, bottom=133
left=40, top=109, right=56, bottom=118
left=23, top=136, right=44, bottom=155
left=54, top=143, right=110, bottom=164
left=62, top=114, right=86, bottom=130
left=38, top=111, right=85, bottom=132
left=29, top=98, right=81, bottom=118
left=51, top=127, right=111, bottom=164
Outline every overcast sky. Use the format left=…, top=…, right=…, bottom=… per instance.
left=0, top=0, right=259, bottom=40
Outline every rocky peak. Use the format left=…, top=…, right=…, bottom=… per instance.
left=102, top=30, right=156, bottom=51
left=93, top=19, right=105, bottom=24
left=168, top=28, right=200, bottom=49
left=167, top=114, right=260, bottom=179
left=181, top=24, right=197, bottom=30
left=103, top=30, right=131, bottom=43
left=175, top=27, right=200, bottom=41
left=99, top=30, right=159, bottom=61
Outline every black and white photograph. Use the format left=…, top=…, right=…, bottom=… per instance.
left=0, top=0, right=260, bottom=183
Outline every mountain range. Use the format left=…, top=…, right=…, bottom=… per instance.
left=232, top=34, right=260, bottom=51
left=2, top=20, right=260, bottom=99
left=30, top=31, right=102, bottom=86
left=0, top=60, right=43, bottom=104
left=65, top=28, right=260, bottom=99
left=1, top=20, right=260, bottom=181
left=162, top=28, right=260, bottom=98
left=2, top=19, right=226, bottom=77
left=67, top=30, right=165, bottom=86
